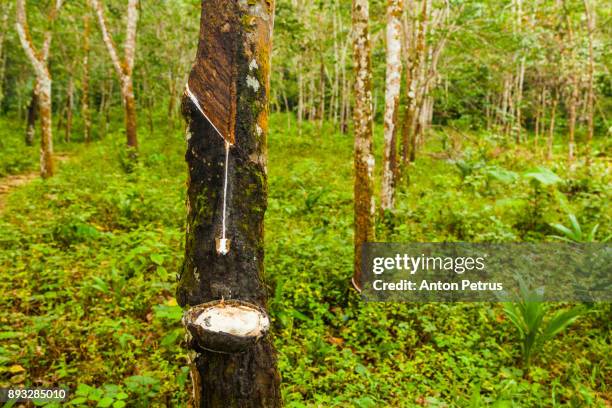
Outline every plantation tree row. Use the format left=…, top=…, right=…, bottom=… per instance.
left=1, top=0, right=198, bottom=177
left=0, top=0, right=607, bottom=177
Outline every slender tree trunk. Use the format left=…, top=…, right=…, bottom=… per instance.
left=168, top=74, right=177, bottom=128
left=16, top=0, right=61, bottom=178
left=25, top=89, right=37, bottom=146
left=567, top=74, right=578, bottom=163
left=56, top=88, right=64, bottom=134
left=339, top=36, right=349, bottom=134
left=177, top=1, right=281, bottom=406
left=406, top=0, right=427, bottom=163
left=297, top=67, right=303, bottom=133
left=98, top=77, right=108, bottom=138
left=0, top=5, right=10, bottom=109
left=92, top=0, right=139, bottom=149
left=564, top=12, right=579, bottom=163
left=65, top=76, right=74, bottom=142
left=583, top=0, right=595, bottom=167
left=400, top=104, right=411, bottom=162
left=381, top=0, right=403, bottom=211
left=82, top=13, right=92, bottom=142
left=534, top=86, right=545, bottom=153
left=38, top=78, right=54, bottom=177
left=140, top=63, right=154, bottom=134
left=319, top=57, right=326, bottom=128
left=306, top=74, right=313, bottom=120
left=515, top=57, right=525, bottom=143
left=400, top=5, right=414, bottom=163
left=331, top=3, right=340, bottom=124
left=547, top=93, right=558, bottom=161
left=0, top=50, right=6, bottom=111
left=123, top=78, right=138, bottom=147
left=103, top=77, right=113, bottom=138
left=500, top=76, right=509, bottom=129
left=485, top=91, right=491, bottom=130
left=352, top=0, right=375, bottom=290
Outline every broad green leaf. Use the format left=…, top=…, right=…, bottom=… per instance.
left=523, top=167, right=562, bottom=186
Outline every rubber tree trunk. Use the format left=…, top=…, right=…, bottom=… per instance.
left=176, top=1, right=281, bottom=406
left=15, top=0, right=58, bottom=178
left=352, top=0, right=375, bottom=290
left=65, top=76, right=74, bottom=142
left=25, top=89, right=37, bottom=146
left=583, top=0, right=595, bottom=167
left=122, top=77, right=138, bottom=148
left=38, top=75, right=54, bottom=178
left=82, top=13, right=92, bottom=143
left=546, top=94, right=558, bottom=161
left=381, top=0, right=403, bottom=211
left=91, top=0, right=138, bottom=149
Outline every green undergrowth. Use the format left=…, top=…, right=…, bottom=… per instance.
left=0, top=116, right=39, bottom=177
left=0, top=112, right=610, bottom=407
left=0, top=115, right=79, bottom=177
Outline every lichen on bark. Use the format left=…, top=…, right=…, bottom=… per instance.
left=177, top=1, right=280, bottom=406
left=352, top=0, right=375, bottom=290
left=381, top=0, right=403, bottom=211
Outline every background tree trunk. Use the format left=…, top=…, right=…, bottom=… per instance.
left=16, top=0, right=62, bottom=178
left=38, top=77, right=54, bottom=177
left=547, top=92, right=558, bottom=161
left=352, top=0, right=375, bottom=290
left=64, top=75, right=74, bottom=142
left=123, top=77, right=138, bottom=146
left=0, top=4, right=10, bottom=109
left=381, top=0, right=403, bottom=211
left=25, top=90, right=37, bottom=146
left=176, top=0, right=281, bottom=406
left=82, top=13, right=92, bottom=143
left=565, top=12, right=578, bottom=163
left=583, top=0, right=595, bottom=166
left=92, top=0, right=139, bottom=149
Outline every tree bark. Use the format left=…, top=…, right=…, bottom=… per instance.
left=547, top=92, right=558, bottom=161
left=123, top=76, right=138, bottom=145
left=400, top=0, right=415, bottom=163
left=91, top=0, right=139, bottom=149
left=339, top=35, right=350, bottom=134
left=297, top=67, right=303, bottom=133
left=534, top=86, right=545, bottom=153
left=15, top=0, right=62, bottom=178
left=567, top=73, right=578, bottom=163
left=319, top=56, right=326, bottom=128
left=352, top=0, right=375, bottom=290
left=177, top=1, right=281, bottom=406
left=515, top=57, right=525, bottom=143
left=381, top=0, right=403, bottom=211
left=65, top=75, right=74, bottom=142
left=564, top=13, right=578, bottom=163
left=38, top=78, right=54, bottom=177
left=583, top=0, right=595, bottom=167
left=0, top=4, right=10, bottom=109
left=25, top=89, right=37, bottom=146
left=404, top=0, right=427, bottom=163
left=82, top=13, right=92, bottom=142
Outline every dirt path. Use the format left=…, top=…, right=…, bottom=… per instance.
left=0, top=153, right=70, bottom=212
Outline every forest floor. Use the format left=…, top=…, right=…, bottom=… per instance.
left=0, top=153, right=70, bottom=212
left=0, top=172, right=39, bottom=211
left=0, top=112, right=610, bottom=407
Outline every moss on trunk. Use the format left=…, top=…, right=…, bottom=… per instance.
left=177, top=1, right=281, bottom=406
